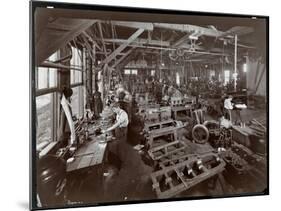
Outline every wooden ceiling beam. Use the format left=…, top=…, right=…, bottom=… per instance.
left=154, top=23, right=223, bottom=37
left=100, top=38, right=170, bottom=47
left=171, top=33, right=191, bottom=47
left=100, top=28, right=145, bottom=66
left=36, top=19, right=97, bottom=65
left=112, top=47, right=136, bottom=68
left=109, top=21, right=154, bottom=31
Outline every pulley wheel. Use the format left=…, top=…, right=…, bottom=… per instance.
left=192, top=124, right=209, bottom=144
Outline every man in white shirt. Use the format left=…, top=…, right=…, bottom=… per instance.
left=224, top=95, right=243, bottom=125
left=102, top=102, right=129, bottom=168
left=224, top=95, right=234, bottom=110
left=102, top=103, right=129, bottom=133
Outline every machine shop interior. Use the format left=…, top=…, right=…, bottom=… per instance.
left=34, top=7, right=267, bottom=208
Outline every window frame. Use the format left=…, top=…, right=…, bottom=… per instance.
left=36, top=52, right=59, bottom=91
left=35, top=91, right=59, bottom=147
left=35, top=47, right=85, bottom=154
left=224, top=70, right=231, bottom=85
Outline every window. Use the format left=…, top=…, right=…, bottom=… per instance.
left=209, top=70, right=215, bottom=80
left=176, top=72, right=180, bottom=86
left=151, top=70, right=155, bottom=76
left=124, top=69, right=138, bottom=75
left=37, top=67, right=48, bottom=89
left=132, top=69, right=138, bottom=75
left=71, top=86, right=84, bottom=118
left=36, top=94, right=53, bottom=145
left=124, top=69, right=131, bottom=75
left=70, top=47, right=83, bottom=85
left=70, top=47, right=84, bottom=118
left=224, top=70, right=230, bottom=85
left=36, top=52, right=60, bottom=150
left=243, top=63, right=247, bottom=73
left=36, top=52, right=58, bottom=90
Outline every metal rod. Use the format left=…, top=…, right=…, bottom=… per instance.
left=234, top=34, right=237, bottom=91
left=127, top=44, right=227, bottom=56
left=40, top=61, right=82, bottom=71
left=52, top=54, right=72, bottom=64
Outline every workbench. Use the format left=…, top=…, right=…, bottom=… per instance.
left=66, top=135, right=108, bottom=173
left=171, top=106, right=192, bottom=122
left=65, top=127, right=112, bottom=202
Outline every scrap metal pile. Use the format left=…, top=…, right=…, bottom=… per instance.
left=136, top=102, right=267, bottom=199
left=136, top=103, right=225, bottom=198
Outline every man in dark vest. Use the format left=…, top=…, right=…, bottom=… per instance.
left=101, top=102, right=129, bottom=169
left=92, top=86, right=103, bottom=119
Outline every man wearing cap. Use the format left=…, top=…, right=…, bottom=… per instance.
left=101, top=102, right=129, bottom=168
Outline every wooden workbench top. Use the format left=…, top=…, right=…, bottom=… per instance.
left=66, top=135, right=108, bottom=173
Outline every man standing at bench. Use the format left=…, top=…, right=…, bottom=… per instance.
left=101, top=102, right=129, bottom=169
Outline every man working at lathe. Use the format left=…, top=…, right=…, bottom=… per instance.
left=101, top=102, right=129, bottom=170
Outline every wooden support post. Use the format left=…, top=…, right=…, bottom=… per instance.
left=234, top=34, right=238, bottom=91
left=111, top=47, right=136, bottom=68
left=85, top=47, right=92, bottom=109
left=59, top=46, right=71, bottom=89
left=100, top=28, right=145, bottom=66
left=98, top=22, right=109, bottom=59
left=92, top=44, right=96, bottom=93
left=82, top=47, right=87, bottom=109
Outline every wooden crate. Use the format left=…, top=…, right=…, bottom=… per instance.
left=150, top=153, right=225, bottom=198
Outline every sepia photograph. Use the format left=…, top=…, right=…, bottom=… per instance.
left=30, top=1, right=268, bottom=210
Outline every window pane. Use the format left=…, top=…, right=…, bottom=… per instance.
left=70, top=47, right=82, bottom=67
left=38, top=67, right=48, bottom=89
left=36, top=94, right=52, bottom=145
left=75, top=71, right=80, bottom=83
left=75, top=49, right=80, bottom=66
left=224, top=70, right=230, bottom=85
left=124, top=69, right=131, bottom=75
left=132, top=69, right=138, bottom=75
left=71, top=87, right=79, bottom=117
left=70, top=47, right=75, bottom=65
left=49, top=68, right=57, bottom=88
left=71, top=69, right=75, bottom=84
left=37, top=51, right=59, bottom=90
left=176, top=72, right=180, bottom=86
left=48, top=52, right=58, bottom=62
left=79, top=71, right=83, bottom=83
left=70, top=47, right=82, bottom=85
left=70, top=70, right=82, bottom=84
left=209, top=70, right=215, bottom=80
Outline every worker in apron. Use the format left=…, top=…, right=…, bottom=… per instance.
left=102, top=102, right=129, bottom=169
